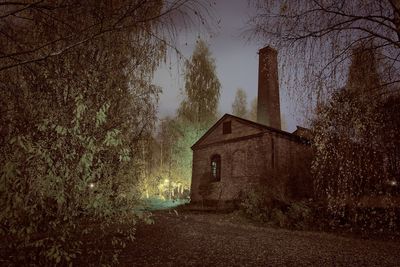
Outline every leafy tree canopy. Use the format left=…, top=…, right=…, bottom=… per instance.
left=232, top=88, right=248, bottom=118
left=178, top=39, right=221, bottom=129
left=0, top=1, right=211, bottom=265
left=312, top=44, right=400, bottom=231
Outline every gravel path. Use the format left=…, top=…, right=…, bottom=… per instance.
left=120, top=211, right=400, bottom=267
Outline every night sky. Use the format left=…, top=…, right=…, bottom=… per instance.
left=153, top=0, right=303, bottom=132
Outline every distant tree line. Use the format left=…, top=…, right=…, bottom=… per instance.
left=140, top=39, right=221, bottom=200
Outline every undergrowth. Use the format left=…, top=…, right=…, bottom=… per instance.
left=239, top=186, right=400, bottom=238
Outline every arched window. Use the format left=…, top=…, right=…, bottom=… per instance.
left=210, top=154, right=221, bottom=181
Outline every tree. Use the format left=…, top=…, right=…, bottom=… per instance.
left=346, top=42, right=382, bottom=94
left=0, top=1, right=213, bottom=265
left=251, top=1, right=400, bottom=231
left=232, top=88, right=248, bottom=118
left=171, top=121, right=203, bottom=186
left=147, top=117, right=185, bottom=198
left=249, top=0, right=400, bottom=103
left=178, top=39, right=221, bottom=129
left=312, top=44, right=400, bottom=230
left=249, top=97, right=258, bottom=122
left=0, top=0, right=209, bottom=72
left=163, top=39, right=222, bottom=193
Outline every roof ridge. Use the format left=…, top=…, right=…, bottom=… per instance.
left=191, top=114, right=309, bottom=150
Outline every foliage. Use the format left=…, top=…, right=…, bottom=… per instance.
left=140, top=39, right=221, bottom=200
left=171, top=121, right=206, bottom=184
left=239, top=186, right=313, bottom=230
left=240, top=186, right=271, bottom=222
left=286, top=202, right=313, bottom=229
left=178, top=39, right=221, bottom=128
left=248, top=97, right=258, bottom=122
left=140, top=118, right=206, bottom=200
left=172, top=39, right=220, bottom=192
left=1, top=96, right=139, bottom=265
left=311, top=45, right=400, bottom=232
left=232, top=88, right=248, bottom=118
left=0, top=0, right=206, bottom=265
left=0, top=0, right=209, bottom=72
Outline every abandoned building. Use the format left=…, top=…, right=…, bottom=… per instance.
left=190, top=46, right=313, bottom=206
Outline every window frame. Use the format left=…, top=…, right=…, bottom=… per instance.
left=210, top=154, right=221, bottom=182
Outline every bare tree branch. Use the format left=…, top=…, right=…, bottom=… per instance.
left=0, top=0, right=206, bottom=72
left=249, top=0, right=400, bottom=107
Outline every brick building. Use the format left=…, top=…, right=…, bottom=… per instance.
left=190, top=46, right=313, bottom=206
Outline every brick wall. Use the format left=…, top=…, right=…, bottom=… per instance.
left=195, top=118, right=262, bottom=148
left=191, top=129, right=313, bottom=204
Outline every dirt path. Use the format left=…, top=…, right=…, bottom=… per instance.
left=120, top=211, right=400, bottom=267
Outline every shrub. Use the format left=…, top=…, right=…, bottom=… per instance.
left=286, top=201, right=313, bottom=230
left=239, top=186, right=272, bottom=222
left=239, top=186, right=314, bottom=229
left=270, top=208, right=286, bottom=227
left=0, top=96, right=141, bottom=266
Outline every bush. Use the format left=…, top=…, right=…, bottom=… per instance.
left=286, top=201, right=313, bottom=229
left=239, top=186, right=273, bottom=222
left=239, top=186, right=400, bottom=237
left=239, top=186, right=314, bottom=230
left=0, top=96, right=142, bottom=266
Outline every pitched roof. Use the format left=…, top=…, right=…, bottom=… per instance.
left=191, top=113, right=310, bottom=150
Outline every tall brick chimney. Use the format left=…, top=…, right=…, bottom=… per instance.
left=257, top=46, right=281, bottom=129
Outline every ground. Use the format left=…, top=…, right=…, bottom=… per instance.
left=119, top=210, right=400, bottom=267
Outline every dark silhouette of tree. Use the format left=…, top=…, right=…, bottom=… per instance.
left=249, top=0, right=400, bottom=102
left=312, top=43, right=400, bottom=231
left=0, top=0, right=209, bottom=72
left=346, top=42, right=382, bottom=94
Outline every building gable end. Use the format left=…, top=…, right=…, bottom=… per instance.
left=191, top=114, right=265, bottom=150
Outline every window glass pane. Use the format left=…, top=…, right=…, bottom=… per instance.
left=211, top=161, right=217, bottom=177
left=211, top=154, right=221, bottom=181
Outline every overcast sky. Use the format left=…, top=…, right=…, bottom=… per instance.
left=153, top=0, right=303, bottom=132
